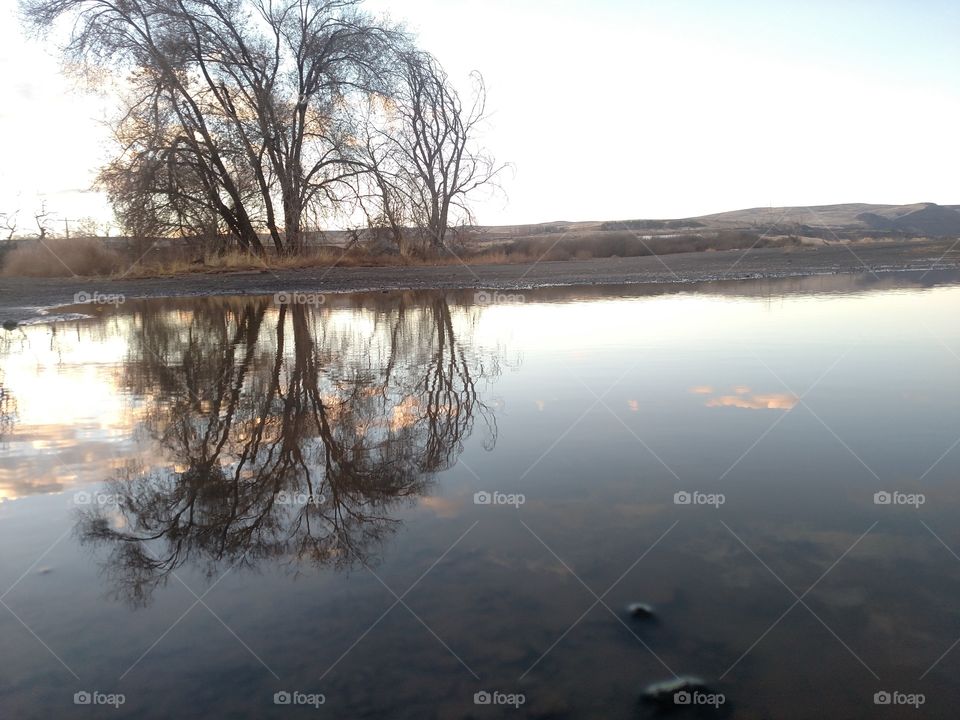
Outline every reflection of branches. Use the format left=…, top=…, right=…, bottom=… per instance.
left=0, top=379, right=16, bottom=444
left=0, top=334, right=17, bottom=444
left=78, top=294, right=501, bottom=606
left=418, top=298, right=496, bottom=468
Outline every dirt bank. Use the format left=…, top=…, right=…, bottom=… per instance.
left=1, top=239, right=958, bottom=323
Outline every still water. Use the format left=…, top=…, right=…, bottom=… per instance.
left=1, top=273, right=959, bottom=718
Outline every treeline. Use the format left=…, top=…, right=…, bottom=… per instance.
left=25, top=0, right=503, bottom=256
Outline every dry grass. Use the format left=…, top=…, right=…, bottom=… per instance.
left=484, top=230, right=801, bottom=261
left=1, top=230, right=804, bottom=278
left=1, top=238, right=125, bottom=277
left=117, top=244, right=576, bottom=277
left=118, top=246, right=418, bottom=278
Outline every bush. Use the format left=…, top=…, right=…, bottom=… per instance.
left=1, top=238, right=125, bottom=277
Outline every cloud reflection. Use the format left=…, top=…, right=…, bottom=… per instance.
left=692, top=385, right=798, bottom=411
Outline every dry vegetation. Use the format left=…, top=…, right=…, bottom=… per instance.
left=0, top=238, right=125, bottom=277
left=484, top=229, right=800, bottom=262
left=0, top=230, right=803, bottom=278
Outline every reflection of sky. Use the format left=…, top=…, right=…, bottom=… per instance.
left=697, top=386, right=799, bottom=410
left=474, top=286, right=960, bottom=353
left=2, top=281, right=959, bottom=505
left=0, top=328, right=144, bottom=501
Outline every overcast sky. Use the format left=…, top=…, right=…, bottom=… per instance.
left=1, top=0, right=958, bottom=230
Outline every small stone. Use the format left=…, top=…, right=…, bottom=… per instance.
left=2, top=320, right=18, bottom=331
left=641, top=676, right=707, bottom=704
left=626, top=602, right=655, bottom=619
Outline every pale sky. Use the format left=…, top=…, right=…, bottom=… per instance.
left=1, top=0, right=958, bottom=231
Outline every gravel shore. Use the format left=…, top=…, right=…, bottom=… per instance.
left=1, top=239, right=958, bottom=323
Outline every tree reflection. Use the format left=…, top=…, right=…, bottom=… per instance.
left=77, top=294, right=500, bottom=607
left=0, top=379, right=14, bottom=444
left=0, top=332, right=20, bottom=444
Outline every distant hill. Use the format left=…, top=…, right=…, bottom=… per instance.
left=467, top=202, right=960, bottom=242
left=855, top=203, right=960, bottom=236
left=653, top=202, right=960, bottom=237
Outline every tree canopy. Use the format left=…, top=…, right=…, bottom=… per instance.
left=23, top=0, right=501, bottom=254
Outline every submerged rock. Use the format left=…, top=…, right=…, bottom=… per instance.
left=626, top=602, right=655, bottom=619
left=641, top=676, right=707, bottom=704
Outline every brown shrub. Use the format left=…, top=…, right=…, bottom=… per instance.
left=2, top=238, right=125, bottom=277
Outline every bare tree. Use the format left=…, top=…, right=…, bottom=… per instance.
left=0, top=211, right=17, bottom=241
left=25, top=0, right=406, bottom=255
left=350, top=96, right=409, bottom=250
left=358, top=51, right=504, bottom=250
left=33, top=201, right=52, bottom=240
left=74, top=217, right=105, bottom=238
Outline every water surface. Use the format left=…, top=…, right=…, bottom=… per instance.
left=2, top=273, right=960, bottom=718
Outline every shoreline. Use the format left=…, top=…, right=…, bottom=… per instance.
left=2, top=240, right=959, bottom=323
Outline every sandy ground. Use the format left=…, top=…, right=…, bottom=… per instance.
left=1, top=239, right=959, bottom=323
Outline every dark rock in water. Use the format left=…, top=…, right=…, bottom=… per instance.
left=627, top=602, right=655, bottom=619
left=641, top=676, right=707, bottom=704
left=2, top=320, right=18, bottom=331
